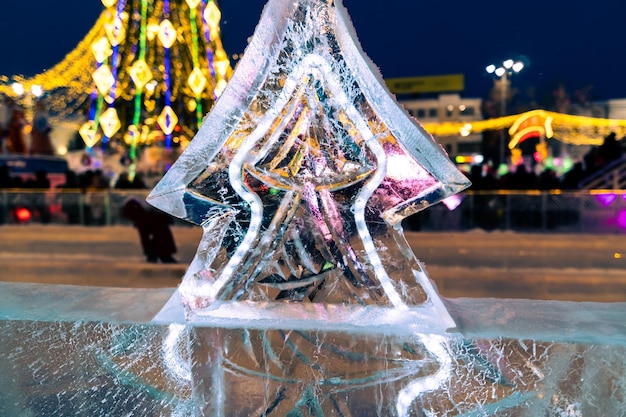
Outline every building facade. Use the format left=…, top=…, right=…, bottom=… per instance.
left=399, top=94, right=483, bottom=162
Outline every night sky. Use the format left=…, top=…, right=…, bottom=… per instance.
left=1, top=0, right=625, bottom=101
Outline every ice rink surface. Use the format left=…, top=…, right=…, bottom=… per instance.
left=1, top=225, right=625, bottom=302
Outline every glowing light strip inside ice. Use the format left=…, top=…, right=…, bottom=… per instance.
left=207, top=53, right=408, bottom=308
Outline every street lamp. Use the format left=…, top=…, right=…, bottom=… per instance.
left=11, top=82, right=25, bottom=97
left=30, top=85, right=44, bottom=98
left=486, top=58, right=524, bottom=166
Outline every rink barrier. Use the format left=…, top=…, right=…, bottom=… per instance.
left=1, top=189, right=626, bottom=233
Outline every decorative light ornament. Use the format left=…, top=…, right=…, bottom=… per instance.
left=508, top=110, right=555, bottom=149
left=203, top=1, right=221, bottom=31
left=0, top=0, right=234, bottom=154
left=91, top=37, right=113, bottom=63
left=158, top=19, right=177, bottom=48
left=214, top=79, right=227, bottom=97
left=214, top=56, right=230, bottom=78
left=511, top=148, right=523, bottom=166
left=157, top=106, right=179, bottom=135
left=99, top=107, right=122, bottom=137
left=101, top=0, right=117, bottom=8
left=157, top=106, right=178, bottom=135
left=79, top=121, right=101, bottom=148
left=104, top=16, right=126, bottom=47
left=185, top=0, right=201, bottom=8
left=187, top=67, right=207, bottom=96
left=92, top=65, right=116, bottom=95
left=129, top=59, right=153, bottom=89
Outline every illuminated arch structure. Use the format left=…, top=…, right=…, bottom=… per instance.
left=0, top=0, right=232, bottom=172
left=421, top=109, right=626, bottom=159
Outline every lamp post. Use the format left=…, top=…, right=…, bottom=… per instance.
left=486, top=59, right=524, bottom=166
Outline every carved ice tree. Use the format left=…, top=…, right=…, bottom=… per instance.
left=148, top=0, right=470, bottom=330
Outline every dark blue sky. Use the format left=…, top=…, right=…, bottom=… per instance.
left=1, top=0, right=625, bottom=100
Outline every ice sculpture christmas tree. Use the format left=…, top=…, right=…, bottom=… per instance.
left=148, top=0, right=470, bottom=329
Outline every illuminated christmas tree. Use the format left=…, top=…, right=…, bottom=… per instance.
left=84, top=0, right=232, bottom=166
left=0, top=0, right=232, bottom=171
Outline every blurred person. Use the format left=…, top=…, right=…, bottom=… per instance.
left=0, top=165, right=14, bottom=224
left=467, top=164, right=500, bottom=230
left=29, top=100, right=55, bottom=155
left=537, top=168, right=560, bottom=190
left=114, top=172, right=147, bottom=190
left=131, top=172, right=147, bottom=189
left=57, top=169, right=82, bottom=224
left=0, top=95, right=11, bottom=153
left=503, top=164, right=538, bottom=190
left=597, top=132, right=622, bottom=165
left=85, top=169, right=110, bottom=225
left=561, top=162, right=586, bottom=190
left=30, top=169, right=50, bottom=188
left=5, top=101, right=26, bottom=154
left=122, top=197, right=177, bottom=263
left=114, top=172, right=133, bottom=189
left=25, top=169, right=51, bottom=223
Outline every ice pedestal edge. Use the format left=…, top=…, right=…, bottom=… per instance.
left=2, top=281, right=626, bottom=416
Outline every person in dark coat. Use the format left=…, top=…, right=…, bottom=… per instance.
left=122, top=197, right=177, bottom=263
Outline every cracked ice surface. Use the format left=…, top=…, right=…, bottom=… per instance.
left=1, top=283, right=626, bottom=416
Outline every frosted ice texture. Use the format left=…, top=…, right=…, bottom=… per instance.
left=1, top=283, right=626, bottom=415
left=190, top=327, right=626, bottom=417
left=147, top=0, right=470, bottom=328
